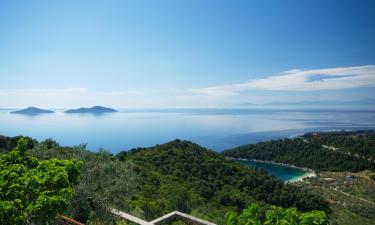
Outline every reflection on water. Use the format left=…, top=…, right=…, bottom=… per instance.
left=0, top=109, right=374, bottom=153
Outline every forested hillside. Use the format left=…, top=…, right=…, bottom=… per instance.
left=0, top=136, right=328, bottom=224
left=302, top=130, right=375, bottom=159
left=222, top=130, right=375, bottom=172
left=117, top=139, right=328, bottom=223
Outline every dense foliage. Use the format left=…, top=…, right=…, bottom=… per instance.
left=222, top=131, right=375, bottom=172
left=225, top=203, right=329, bottom=225
left=0, top=138, right=82, bottom=225
left=302, top=130, right=375, bottom=159
left=0, top=135, right=330, bottom=224
left=0, top=136, right=138, bottom=224
left=118, top=140, right=328, bottom=223
left=29, top=140, right=138, bottom=224
left=0, top=135, right=36, bottom=154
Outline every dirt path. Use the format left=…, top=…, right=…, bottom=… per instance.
left=320, top=186, right=375, bottom=206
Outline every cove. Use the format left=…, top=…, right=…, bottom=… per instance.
left=238, top=159, right=309, bottom=182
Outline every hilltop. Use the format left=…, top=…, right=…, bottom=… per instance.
left=10, top=107, right=55, bottom=115
left=64, top=106, right=117, bottom=114
left=116, top=139, right=328, bottom=222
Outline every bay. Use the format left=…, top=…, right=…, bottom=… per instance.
left=238, top=159, right=308, bottom=181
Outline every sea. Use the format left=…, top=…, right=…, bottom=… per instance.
left=238, top=159, right=308, bottom=181
left=1, top=108, right=374, bottom=153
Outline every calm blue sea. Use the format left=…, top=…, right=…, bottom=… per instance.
left=238, top=159, right=307, bottom=181
left=0, top=108, right=374, bottom=153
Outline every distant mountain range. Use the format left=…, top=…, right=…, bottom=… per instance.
left=64, top=106, right=117, bottom=114
left=265, top=99, right=375, bottom=106
left=10, top=107, right=55, bottom=115
left=236, top=99, right=375, bottom=109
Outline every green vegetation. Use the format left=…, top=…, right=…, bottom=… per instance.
left=0, top=138, right=82, bottom=225
left=302, top=130, right=375, bottom=159
left=222, top=131, right=375, bottom=224
left=29, top=139, right=138, bottom=224
left=225, top=203, right=328, bottom=225
left=222, top=130, right=375, bottom=172
left=296, top=171, right=375, bottom=225
left=5, top=133, right=375, bottom=224
left=0, top=135, right=36, bottom=154
left=118, top=140, right=328, bottom=223
left=0, top=136, right=138, bottom=224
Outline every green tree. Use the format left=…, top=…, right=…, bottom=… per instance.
left=30, top=141, right=138, bottom=224
left=0, top=138, right=82, bottom=225
left=264, top=206, right=299, bottom=225
left=70, top=151, right=137, bottom=224
left=299, top=211, right=329, bottom=225
left=225, top=203, right=262, bottom=225
left=225, top=203, right=329, bottom=225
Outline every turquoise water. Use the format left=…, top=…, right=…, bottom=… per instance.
left=238, top=160, right=307, bottom=181
left=0, top=109, right=374, bottom=153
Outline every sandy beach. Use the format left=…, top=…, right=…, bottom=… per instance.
left=287, top=171, right=317, bottom=183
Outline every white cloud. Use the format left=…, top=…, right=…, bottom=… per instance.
left=191, top=65, right=375, bottom=97
left=1, top=65, right=375, bottom=108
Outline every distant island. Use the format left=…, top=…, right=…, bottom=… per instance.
left=64, top=106, right=117, bottom=114
left=10, top=107, right=55, bottom=115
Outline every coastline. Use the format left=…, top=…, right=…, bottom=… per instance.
left=286, top=171, right=317, bottom=183
left=230, top=158, right=317, bottom=182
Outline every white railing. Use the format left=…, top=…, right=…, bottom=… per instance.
left=111, top=209, right=217, bottom=225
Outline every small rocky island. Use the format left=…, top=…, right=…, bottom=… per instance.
left=10, top=107, right=55, bottom=115
left=64, top=106, right=117, bottom=114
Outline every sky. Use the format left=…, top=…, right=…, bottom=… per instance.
left=0, top=0, right=375, bottom=108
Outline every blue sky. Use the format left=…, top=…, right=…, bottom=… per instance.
left=0, top=0, right=375, bottom=108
